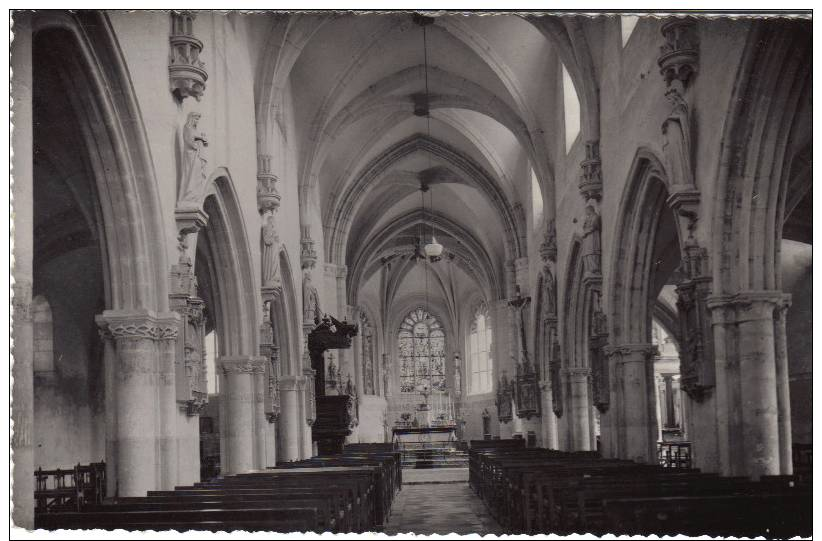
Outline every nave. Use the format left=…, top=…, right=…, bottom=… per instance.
left=10, top=10, right=812, bottom=536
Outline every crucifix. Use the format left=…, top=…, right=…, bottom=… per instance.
left=509, top=284, right=532, bottom=365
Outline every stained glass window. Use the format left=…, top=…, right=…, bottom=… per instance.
left=468, top=302, right=493, bottom=394
left=398, top=307, right=446, bottom=393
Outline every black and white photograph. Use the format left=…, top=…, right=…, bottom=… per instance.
left=8, top=7, right=814, bottom=539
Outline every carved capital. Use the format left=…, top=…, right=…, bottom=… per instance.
left=562, top=366, right=591, bottom=378
left=279, top=375, right=302, bottom=392
left=658, top=18, right=699, bottom=89
left=169, top=11, right=207, bottom=101
left=604, top=343, right=659, bottom=363
left=220, top=356, right=266, bottom=375
left=98, top=309, right=177, bottom=342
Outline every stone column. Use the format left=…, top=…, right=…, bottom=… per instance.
left=11, top=11, right=34, bottom=529
left=300, top=376, right=314, bottom=459
left=735, top=292, right=781, bottom=479
left=564, top=367, right=591, bottom=451
left=607, top=344, right=658, bottom=463
left=97, top=324, right=118, bottom=497
left=101, top=310, right=162, bottom=497
left=253, top=368, right=268, bottom=469
left=773, top=295, right=793, bottom=474
left=278, top=375, right=302, bottom=462
left=219, top=357, right=265, bottom=474
left=707, top=295, right=742, bottom=476
left=156, top=316, right=180, bottom=490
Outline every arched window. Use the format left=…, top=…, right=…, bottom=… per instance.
left=561, top=63, right=581, bottom=152
left=398, top=307, right=446, bottom=393
left=468, top=302, right=493, bottom=394
left=32, top=295, right=54, bottom=373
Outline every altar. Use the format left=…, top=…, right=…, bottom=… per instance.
left=392, top=425, right=457, bottom=448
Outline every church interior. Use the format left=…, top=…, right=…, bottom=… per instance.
left=10, top=10, right=812, bottom=536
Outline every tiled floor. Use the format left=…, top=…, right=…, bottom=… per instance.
left=384, top=474, right=503, bottom=536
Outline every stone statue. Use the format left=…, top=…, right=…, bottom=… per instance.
left=184, top=342, right=200, bottom=395
left=453, top=354, right=462, bottom=396
left=302, top=270, right=321, bottom=325
left=542, top=268, right=557, bottom=317
left=582, top=205, right=602, bottom=275
left=261, top=214, right=281, bottom=288
left=661, top=82, right=695, bottom=188
left=178, top=112, right=209, bottom=207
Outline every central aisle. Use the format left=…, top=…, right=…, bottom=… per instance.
left=384, top=469, right=503, bottom=535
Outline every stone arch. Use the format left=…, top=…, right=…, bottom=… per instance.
left=272, top=248, right=301, bottom=376
left=605, top=148, right=685, bottom=464
left=346, top=209, right=502, bottom=306
left=608, top=149, right=678, bottom=345
left=197, top=171, right=259, bottom=357
left=328, top=135, right=523, bottom=265
left=711, top=20, right=811, bottom=294
left=522, top=16, right=600, bottom=142
left=31, top=11, right=168, bottom=312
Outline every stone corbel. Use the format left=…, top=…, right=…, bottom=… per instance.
left=169, top=11, right=208, bottom=102
left=257, top=154, right=281, bottom=215
left=175, top=207, right=209, bottom=269
left=667, top=189, right=701, bottom=247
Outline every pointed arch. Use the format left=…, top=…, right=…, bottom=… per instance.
left=198, top=170, right=259, bottom=357
left=32, top=11, right=168, bottom=312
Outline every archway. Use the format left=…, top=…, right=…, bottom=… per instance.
left=191, top=174, right=262, bottom=476
left=26, top=12, right=170, bottom=509
left=607, top=150, right=683, bottom=464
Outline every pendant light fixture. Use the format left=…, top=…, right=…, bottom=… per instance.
left=415, top=13, right=444, bottom=263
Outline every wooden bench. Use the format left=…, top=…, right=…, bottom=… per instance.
left=603, top=493, right=812, bottom=537
left=35, top=507, right=319, bottom=532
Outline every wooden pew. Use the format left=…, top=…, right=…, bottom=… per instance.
left=35, top=507, right=320, bottom=532
left=603, top=493, right=812, bottom=538
left=36, top=448, right=400, bottom=533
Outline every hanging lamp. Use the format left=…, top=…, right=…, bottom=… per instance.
left=415, top=13, right=444, bottom=263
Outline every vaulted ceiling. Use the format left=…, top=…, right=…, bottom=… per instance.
left=259, top=12, right=570, bottom=311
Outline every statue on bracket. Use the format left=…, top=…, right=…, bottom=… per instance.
left=662, top=81, right=696, bottom=189
left=261, top=214, right=281, bottom=290
left=178, top=112, right=209, bottom=209
left=582, top=205, right=602, bottom=275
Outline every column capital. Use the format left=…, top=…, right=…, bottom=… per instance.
left=604, top=343, right=658, bottom=362
left=561, top=366, right=591, bottom=378
left=96, top=309, right=180, bottom=341
left=219, top=356, right=266, bottom=375
left=707, top=290, right=790, bottom=322
left=279, top=374, right=302, bottom=391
